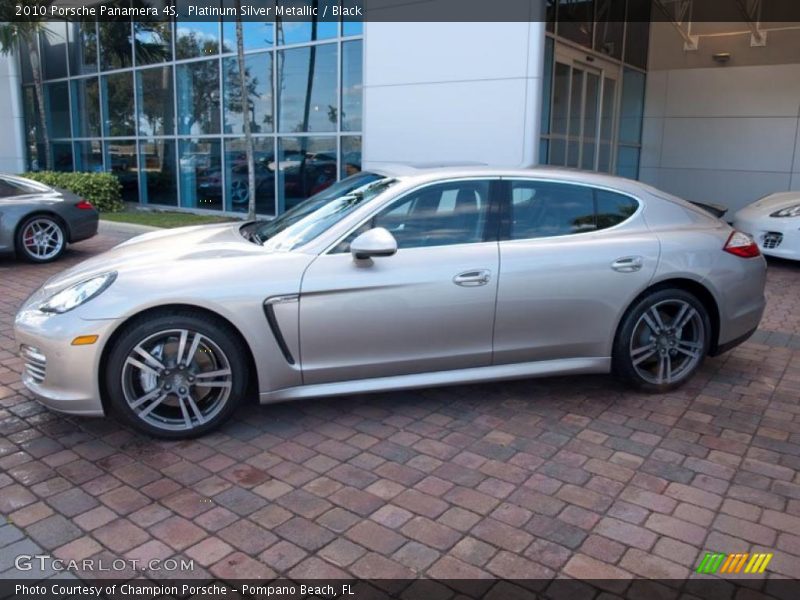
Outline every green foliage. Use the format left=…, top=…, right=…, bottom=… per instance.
left=21, top=171, right=125, bottom=213
left=0, top=21, right=47, bottom=55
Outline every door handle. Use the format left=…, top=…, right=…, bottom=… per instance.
left=611, top=256, right=643, bottom=273
left=453, top=269, right=491, bottom=286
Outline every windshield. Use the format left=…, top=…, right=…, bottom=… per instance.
left=251, top=172, right=396, bottom=251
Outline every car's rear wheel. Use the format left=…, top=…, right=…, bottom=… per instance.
left=15, top=215, right=66, bottom=263
left=105, top=312, right=249, bottom=438
left=614, top=288, right=711, bottom=393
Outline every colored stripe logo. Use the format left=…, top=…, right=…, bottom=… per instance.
left=696, top=552, right=772, bottom=574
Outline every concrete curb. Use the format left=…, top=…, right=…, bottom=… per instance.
left=98, top=220, right=161, bottom=235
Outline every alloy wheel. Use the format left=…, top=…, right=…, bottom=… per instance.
left=231, top=180, right=249, bottom=204
left=22, top=218, right=64, bottom=260
left=629, top=299, right=705, bottom=386
left=120, top=328, right=233, bottom=432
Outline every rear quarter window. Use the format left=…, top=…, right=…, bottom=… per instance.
left=595, top=189, right=639, bottom=229
left=0, top=178, right=49, bottom=196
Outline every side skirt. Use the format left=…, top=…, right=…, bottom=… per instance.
left=259, top=357, right=611, bottom=404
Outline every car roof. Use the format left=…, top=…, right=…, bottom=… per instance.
left=362, top=163, right=647, bottom=196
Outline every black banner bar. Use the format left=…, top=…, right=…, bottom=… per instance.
left=4, top=0, right=800, bottom=23
left=1, top=578, right=800, bottom=600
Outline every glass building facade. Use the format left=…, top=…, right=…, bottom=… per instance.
left=541, top=0, right=649, bottom=179
left=21, top=16, right=363, bottom=216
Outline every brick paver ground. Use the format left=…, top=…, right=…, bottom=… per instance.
left=1, top=230, right=799, bottom=585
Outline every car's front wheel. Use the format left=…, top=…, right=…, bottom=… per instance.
left=16, top=215, right=66, bottom=263
left=614, top=288, right=711, bottom=393
left=105, top=311, right=249, bottom=438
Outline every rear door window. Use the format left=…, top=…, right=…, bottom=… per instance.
left=506, top=180, right=638, bottom=240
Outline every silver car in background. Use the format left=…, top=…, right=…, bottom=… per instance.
left=15, top=166, right=766, bottom=438
left=0, top=174, right=99, bottom=263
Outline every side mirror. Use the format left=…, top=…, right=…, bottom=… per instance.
left=350, top=227, right=397, bottom=260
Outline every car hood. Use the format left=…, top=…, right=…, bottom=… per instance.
left=42, top=222, right=263, bottom=290
left=737, top=192, right=800, bottom=216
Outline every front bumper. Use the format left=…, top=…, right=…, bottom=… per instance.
left=14, top=308, right=116, bottom=416
left=733, top=215, right=800, bottom=261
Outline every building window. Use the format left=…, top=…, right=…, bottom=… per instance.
left=593, top=1, right=625, bottom=60
left=542, top=4, right=649, bottom=179
left=102, top=72, right=135, bottom=137
left=42, top=23, right=68, bottom=80
left=179, top=138, right=222, bottom=210
left=137, top=66, right=175, bottom=137
left=134, top=22, right=173, bottom=65
left=223, top=52, right=273, bottom=134
left=556, top=0, right=594, bottom=49
left=341, top=136, right=362, bottom=178
left=224, top=138, right=276, bottom=215
left=341, top=40, right=363, bottom=132
left=99, top=22, right=133, bottom=70
left=222, top=21, right=274, bottom=52
left=140, top=139, right=177, bottom=206
left=343, top=20, right=363, bottom=37
left=177, top=59, right=221, bottom=136
left=71, top=78, right=101, bottom=138
left=277, top=13, right=337, bottom=45
left=52, top=142, right=73, bottom=172
left=74, top=140, right=104, bottom=172
left=175, top=21, right=221, bottom=59
left=24, top=15, right=362, bottom=216
left=68, top=23, right=98, bottom=75
left=278, top=44, right=338, bottom=133
left=277, top=137, right=337, bottom=212
left=617, top=67, right=646, bottom=179
left=45, top=82, right=70, bottom=139
left=105, top=140, right=139, bottom=202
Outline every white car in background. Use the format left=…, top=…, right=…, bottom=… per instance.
left=734, top=192, right=800, bottom=261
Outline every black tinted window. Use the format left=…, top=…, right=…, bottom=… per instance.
left=0, top=179, right=42, bottom=197
left=0, top=181, right=19, bottom=197
left=510, top=181, right=594, bottom=239
left=376, top=180, right=493, bottom=249
left=509, top=181, right=637, bottom=240
left=336, top=180, right=492, bottom=252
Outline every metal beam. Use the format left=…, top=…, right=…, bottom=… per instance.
left=652, top=0, right=699, bottom=51
left=733, top=0, right=767, bottom=46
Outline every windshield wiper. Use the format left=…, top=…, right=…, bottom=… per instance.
left=240, top=223, right=265, bottom=245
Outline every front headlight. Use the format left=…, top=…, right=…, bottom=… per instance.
left=39, top=272, right=117, bottom=314
left=770, top=204, right=800, bottom=218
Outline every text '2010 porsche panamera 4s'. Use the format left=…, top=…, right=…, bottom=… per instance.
left=15, top=166, right=766, bottom=438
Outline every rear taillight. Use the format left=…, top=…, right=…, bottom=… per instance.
left=724, top=230, right=760, bottom=258
left=75, top=199, right=94, bottom=210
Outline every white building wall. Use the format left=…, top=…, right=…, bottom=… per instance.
left=362, top=22, right=546, bottom=168
left=0, top=54, right=26, bottom=174
left=640, top=23, right=800, bottom=212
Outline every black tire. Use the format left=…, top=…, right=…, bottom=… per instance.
left=15, top=214, right=67, bottom=263
left=105, top=310, right=249, bottom=439
left=613, top=288, right=711, bottom=393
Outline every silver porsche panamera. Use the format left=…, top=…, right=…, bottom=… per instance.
left=15, top=165, right=766, bottom=438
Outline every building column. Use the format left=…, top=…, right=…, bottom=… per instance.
left=0, top=53, right=27, bottom=173
left=362, top=21, right=546, bottom=168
